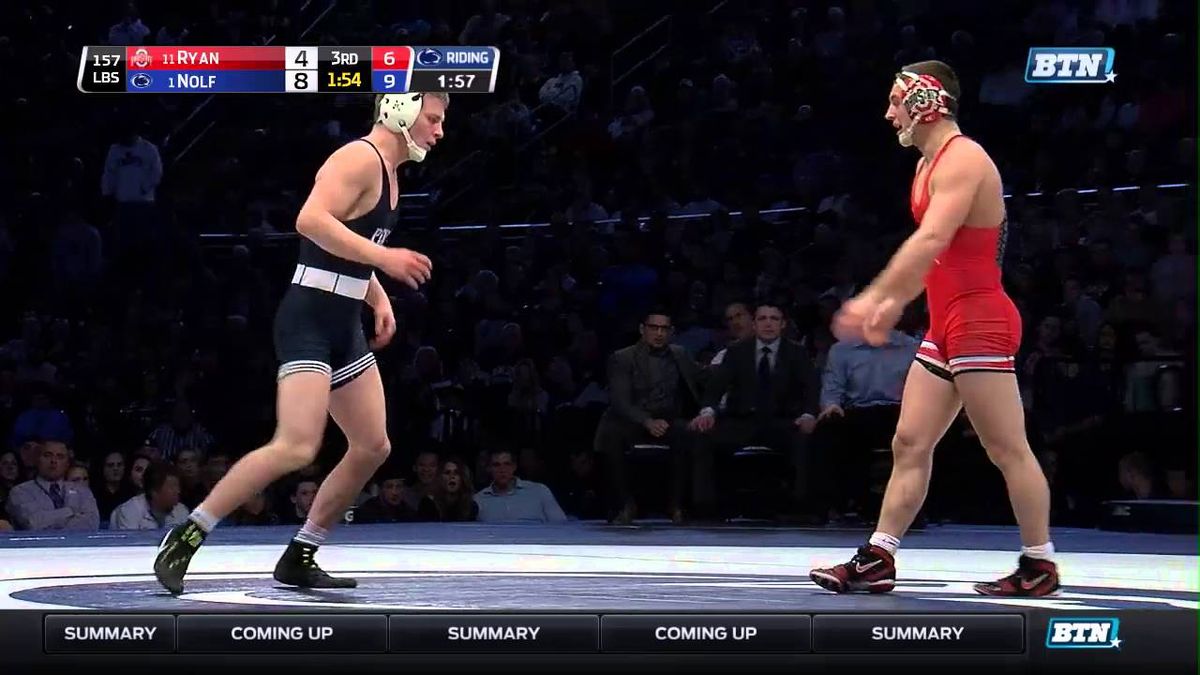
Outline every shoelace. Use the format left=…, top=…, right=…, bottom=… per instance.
left=847, top=547, right=877, bottom=567
left=298, top=547, right=328, bottom=575
left=994, top=566, right=1037, bottom=587
left=181, top=525, right=203, bottom=548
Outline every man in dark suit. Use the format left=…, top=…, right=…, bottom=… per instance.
left=689, top=303, right=819, bottom=516
left=595, top=310, right=703, bottom=524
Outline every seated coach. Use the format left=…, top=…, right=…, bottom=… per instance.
left=594, top=310, right=703, bottom=524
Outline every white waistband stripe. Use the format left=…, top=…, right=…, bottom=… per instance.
left=949, top=355, right=1016, bottom=366
left=292, top=265, right=370, bottom=300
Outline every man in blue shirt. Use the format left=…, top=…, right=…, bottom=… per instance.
left=474, top=449, right=567, bottom=523
left=813, top=330, right=918, bottom=520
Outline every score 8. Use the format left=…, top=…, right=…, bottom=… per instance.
left=285, top=69, right=312, bottom=92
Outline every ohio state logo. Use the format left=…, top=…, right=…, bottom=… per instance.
left=904, top=86, right=942, bottom=122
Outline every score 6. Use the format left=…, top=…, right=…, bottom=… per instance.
left=371, top=47, right=410, bottom=70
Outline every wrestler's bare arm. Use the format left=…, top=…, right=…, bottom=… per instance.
left=295, top=142, right=387, bottom=267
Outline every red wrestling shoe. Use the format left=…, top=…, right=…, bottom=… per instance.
left=809, top=544, right=897, bottom=593
left=974, top=555, right=1060, bottom=597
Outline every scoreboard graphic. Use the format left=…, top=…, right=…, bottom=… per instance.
left=77, top=45, right=499, bottom=94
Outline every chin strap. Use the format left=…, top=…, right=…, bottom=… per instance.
left=399, top=127, right=426, bottom=163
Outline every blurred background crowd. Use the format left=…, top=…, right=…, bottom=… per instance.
left=0, top=0, right=1194, bottom=532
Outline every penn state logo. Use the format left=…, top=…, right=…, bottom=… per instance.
left=416, top=48, right=443, bottom=66
left=130, top=72, right=153, bottom=89
left=370, top=228, right=391, bottom=245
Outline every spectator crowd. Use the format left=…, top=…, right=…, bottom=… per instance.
left=0, top=0, right=1194, bottom=533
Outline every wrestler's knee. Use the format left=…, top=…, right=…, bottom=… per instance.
left=891, top=425, right=935, bottom=468
left=269, top=436, right=322, bottom=472
left=350, top=436, right=391, bottom=466
left=979, top=434, right=1035, bottom=473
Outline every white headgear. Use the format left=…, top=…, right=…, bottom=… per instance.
left=377, top=93, right=429, bottom=163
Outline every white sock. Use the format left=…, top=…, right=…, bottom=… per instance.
left=869, top=531, right=901, bottom=556
left=1021, top=541, right=1055, bottom=561
left=188, top=507, right=219, bottom=534
left=294, top=519, right=328, bottom=547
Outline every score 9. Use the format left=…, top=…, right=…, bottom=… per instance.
left=384, top=73, right=396, bottom=89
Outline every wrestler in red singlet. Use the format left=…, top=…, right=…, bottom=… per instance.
left=810, top=60, right=1059, bottom=599
left=910, top=135, right=1023, bottom=380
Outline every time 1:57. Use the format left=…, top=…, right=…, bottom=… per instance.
left=437, top=73, right=476, bottom=89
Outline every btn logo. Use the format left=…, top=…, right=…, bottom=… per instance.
left=1045, top=618, right=1122, bottom=649
left=1026, top=47, right=1116, bottom=83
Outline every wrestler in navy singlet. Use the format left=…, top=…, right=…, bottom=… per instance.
left=273, top=138, right=398, bottom=389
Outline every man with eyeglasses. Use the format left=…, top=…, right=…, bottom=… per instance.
left=595, top=310, right=703, bottom=525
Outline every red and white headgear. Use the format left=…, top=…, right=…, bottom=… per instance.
left=893, top=70, right=956, bottom=146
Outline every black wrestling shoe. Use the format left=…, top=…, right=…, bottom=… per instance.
left=153, top=520, right=207, bottom=595
left=272, top=540, right=358, bottom=588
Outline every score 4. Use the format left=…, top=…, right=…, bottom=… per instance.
left=285, top=46, right=318, bottom=93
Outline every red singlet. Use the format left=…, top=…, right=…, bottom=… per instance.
left=910, top=135, right=1020, bottom=379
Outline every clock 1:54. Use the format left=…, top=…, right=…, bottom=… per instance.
left=325, top=71, right=364, bottom=90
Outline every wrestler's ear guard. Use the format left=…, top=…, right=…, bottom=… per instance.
left=377, top=93, right=428, bottom=163
left=893, top=71, right=955, bottom=147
